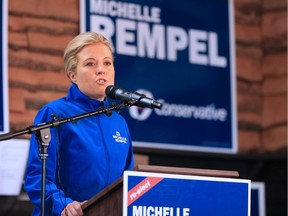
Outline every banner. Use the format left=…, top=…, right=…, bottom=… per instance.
left=123, top=171, right=251, bottom=216
left=0, top=0, right=8, bottom=134
left=80, top=0, right=237, bottom=153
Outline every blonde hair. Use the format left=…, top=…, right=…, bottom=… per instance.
left=64, top=32, right=114, bottom=75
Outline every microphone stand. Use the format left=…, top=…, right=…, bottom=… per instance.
left=0, top=101, right=136, bottom=216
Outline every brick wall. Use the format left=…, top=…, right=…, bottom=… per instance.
left=235, top=0, right=287, bottom=152
left=8, top=0, right=79, bottom=134
left=7, top=0, right=287, bottom=153
left=261, top=0, right=287, bottom=151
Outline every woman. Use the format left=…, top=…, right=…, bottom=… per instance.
left=24, top=32, right=134, bottom=216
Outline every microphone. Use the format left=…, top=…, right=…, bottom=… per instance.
left=105, top=85, right=163, bottom=109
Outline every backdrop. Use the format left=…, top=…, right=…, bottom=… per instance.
left=80, top=0, right=237, bottom=153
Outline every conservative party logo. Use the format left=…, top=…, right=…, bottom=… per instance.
left=129, top=89, right=228, bottom=122
left=129, top=89, right=154, bottom=121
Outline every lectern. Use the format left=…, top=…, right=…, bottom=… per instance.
left=82, top=165, right=250, bottom=216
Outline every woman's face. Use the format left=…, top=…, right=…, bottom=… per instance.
left=68, top=43, right=115, bottom=101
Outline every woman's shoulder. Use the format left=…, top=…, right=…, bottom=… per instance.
left=34, top=97, right=72, bottom=121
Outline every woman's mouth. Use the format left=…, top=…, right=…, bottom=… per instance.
left=96, top=78, right=106, bottom=84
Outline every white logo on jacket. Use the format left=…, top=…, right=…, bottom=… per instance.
left=113, top=131, right=127, bottom=144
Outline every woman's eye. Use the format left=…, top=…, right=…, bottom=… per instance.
left=86, top=62, right=95, bottom=66
left=104, top=61, right=112, bottom=66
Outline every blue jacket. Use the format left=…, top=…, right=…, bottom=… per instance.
left=24, top=84, right=134, bottom=215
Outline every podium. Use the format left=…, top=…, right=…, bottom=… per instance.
left=82, top=165, right=250, bottom=216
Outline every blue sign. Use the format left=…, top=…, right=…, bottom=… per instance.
left=123, top=171, right=250, bottom=216
left=251, top=182, right=266, bottom=216
left=0, top=0, right=8, bottom=134
left=80, top=0, right=237, bottom=153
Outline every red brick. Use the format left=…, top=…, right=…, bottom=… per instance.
left=238, top=81, right=262, bottom=94
left=262, top=75, right=287, bottom=95
left=238, top=112, right=262, bottom=126
left=262, top=125, right=287, bottom=151
left=10, top=110, right=38, bottom=130
left=262, top=52, right=287, bottom=76
left=262, top=95, right=287, bottom=127
left=236, top=45, right=262, bottom=59
left=9, top=32, right=28, bottom=48
left=27, top=32, right=75, bottom=53
left=9, top=88, right=68, bottom=131
left=9, top=88, right=26, bottom=112
left=234, top=0, right=262, bottom=25
left=9, top=112, right=30, bottom=126
left=237, top=92, right=261, bottom=113
left=236, top=23, right=262, bottom=44
left=24, top=89, right=68, bottom=105
left=9, top=0, right=79, bottom=22
left=9, top=67, right=70, bottom=90
left=236, top=57, right=262, bottom=81
left=9, top=15, right=78, bottom=34
left=262, top=11, right=287, bottom=39
left=238, top=130, right=261, bottom=152
left=263, top=0, right=287, bottom=11
left=9, top=49, right=64, bottom=71
left=235, top=0, right=262, bottom=5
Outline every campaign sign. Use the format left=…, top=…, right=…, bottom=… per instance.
left=123, top=171, right=251, bottom=216
left=0, top=0, right=8, bottom=134
left=251, top=182, right=266, bottom=216
left=80, top=0, right=237, bottom=153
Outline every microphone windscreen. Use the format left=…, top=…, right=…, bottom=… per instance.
left=105, top=85, right=119, bottom=99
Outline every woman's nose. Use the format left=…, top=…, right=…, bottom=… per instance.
left=96, top=66, right=104, bottom=74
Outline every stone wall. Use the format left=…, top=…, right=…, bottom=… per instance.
left=7, top=0, right=287, bottom=153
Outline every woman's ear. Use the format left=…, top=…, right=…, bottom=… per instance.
left=68, top=71, right=76, bottom=83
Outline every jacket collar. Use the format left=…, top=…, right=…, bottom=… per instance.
left=66, top=84, right=111, bottom=110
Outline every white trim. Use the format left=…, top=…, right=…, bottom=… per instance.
left=1, top=0, right=9, bottom=134
left=79, top=0, right=86, bottom=33
left=229, top=0, right=238, bottom=153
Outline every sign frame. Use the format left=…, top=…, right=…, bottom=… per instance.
left=251, top=182, right=266, bottom=216
left=80, top=0, right=237, bottom=154
left=1, top=0, right=9, bottom=134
